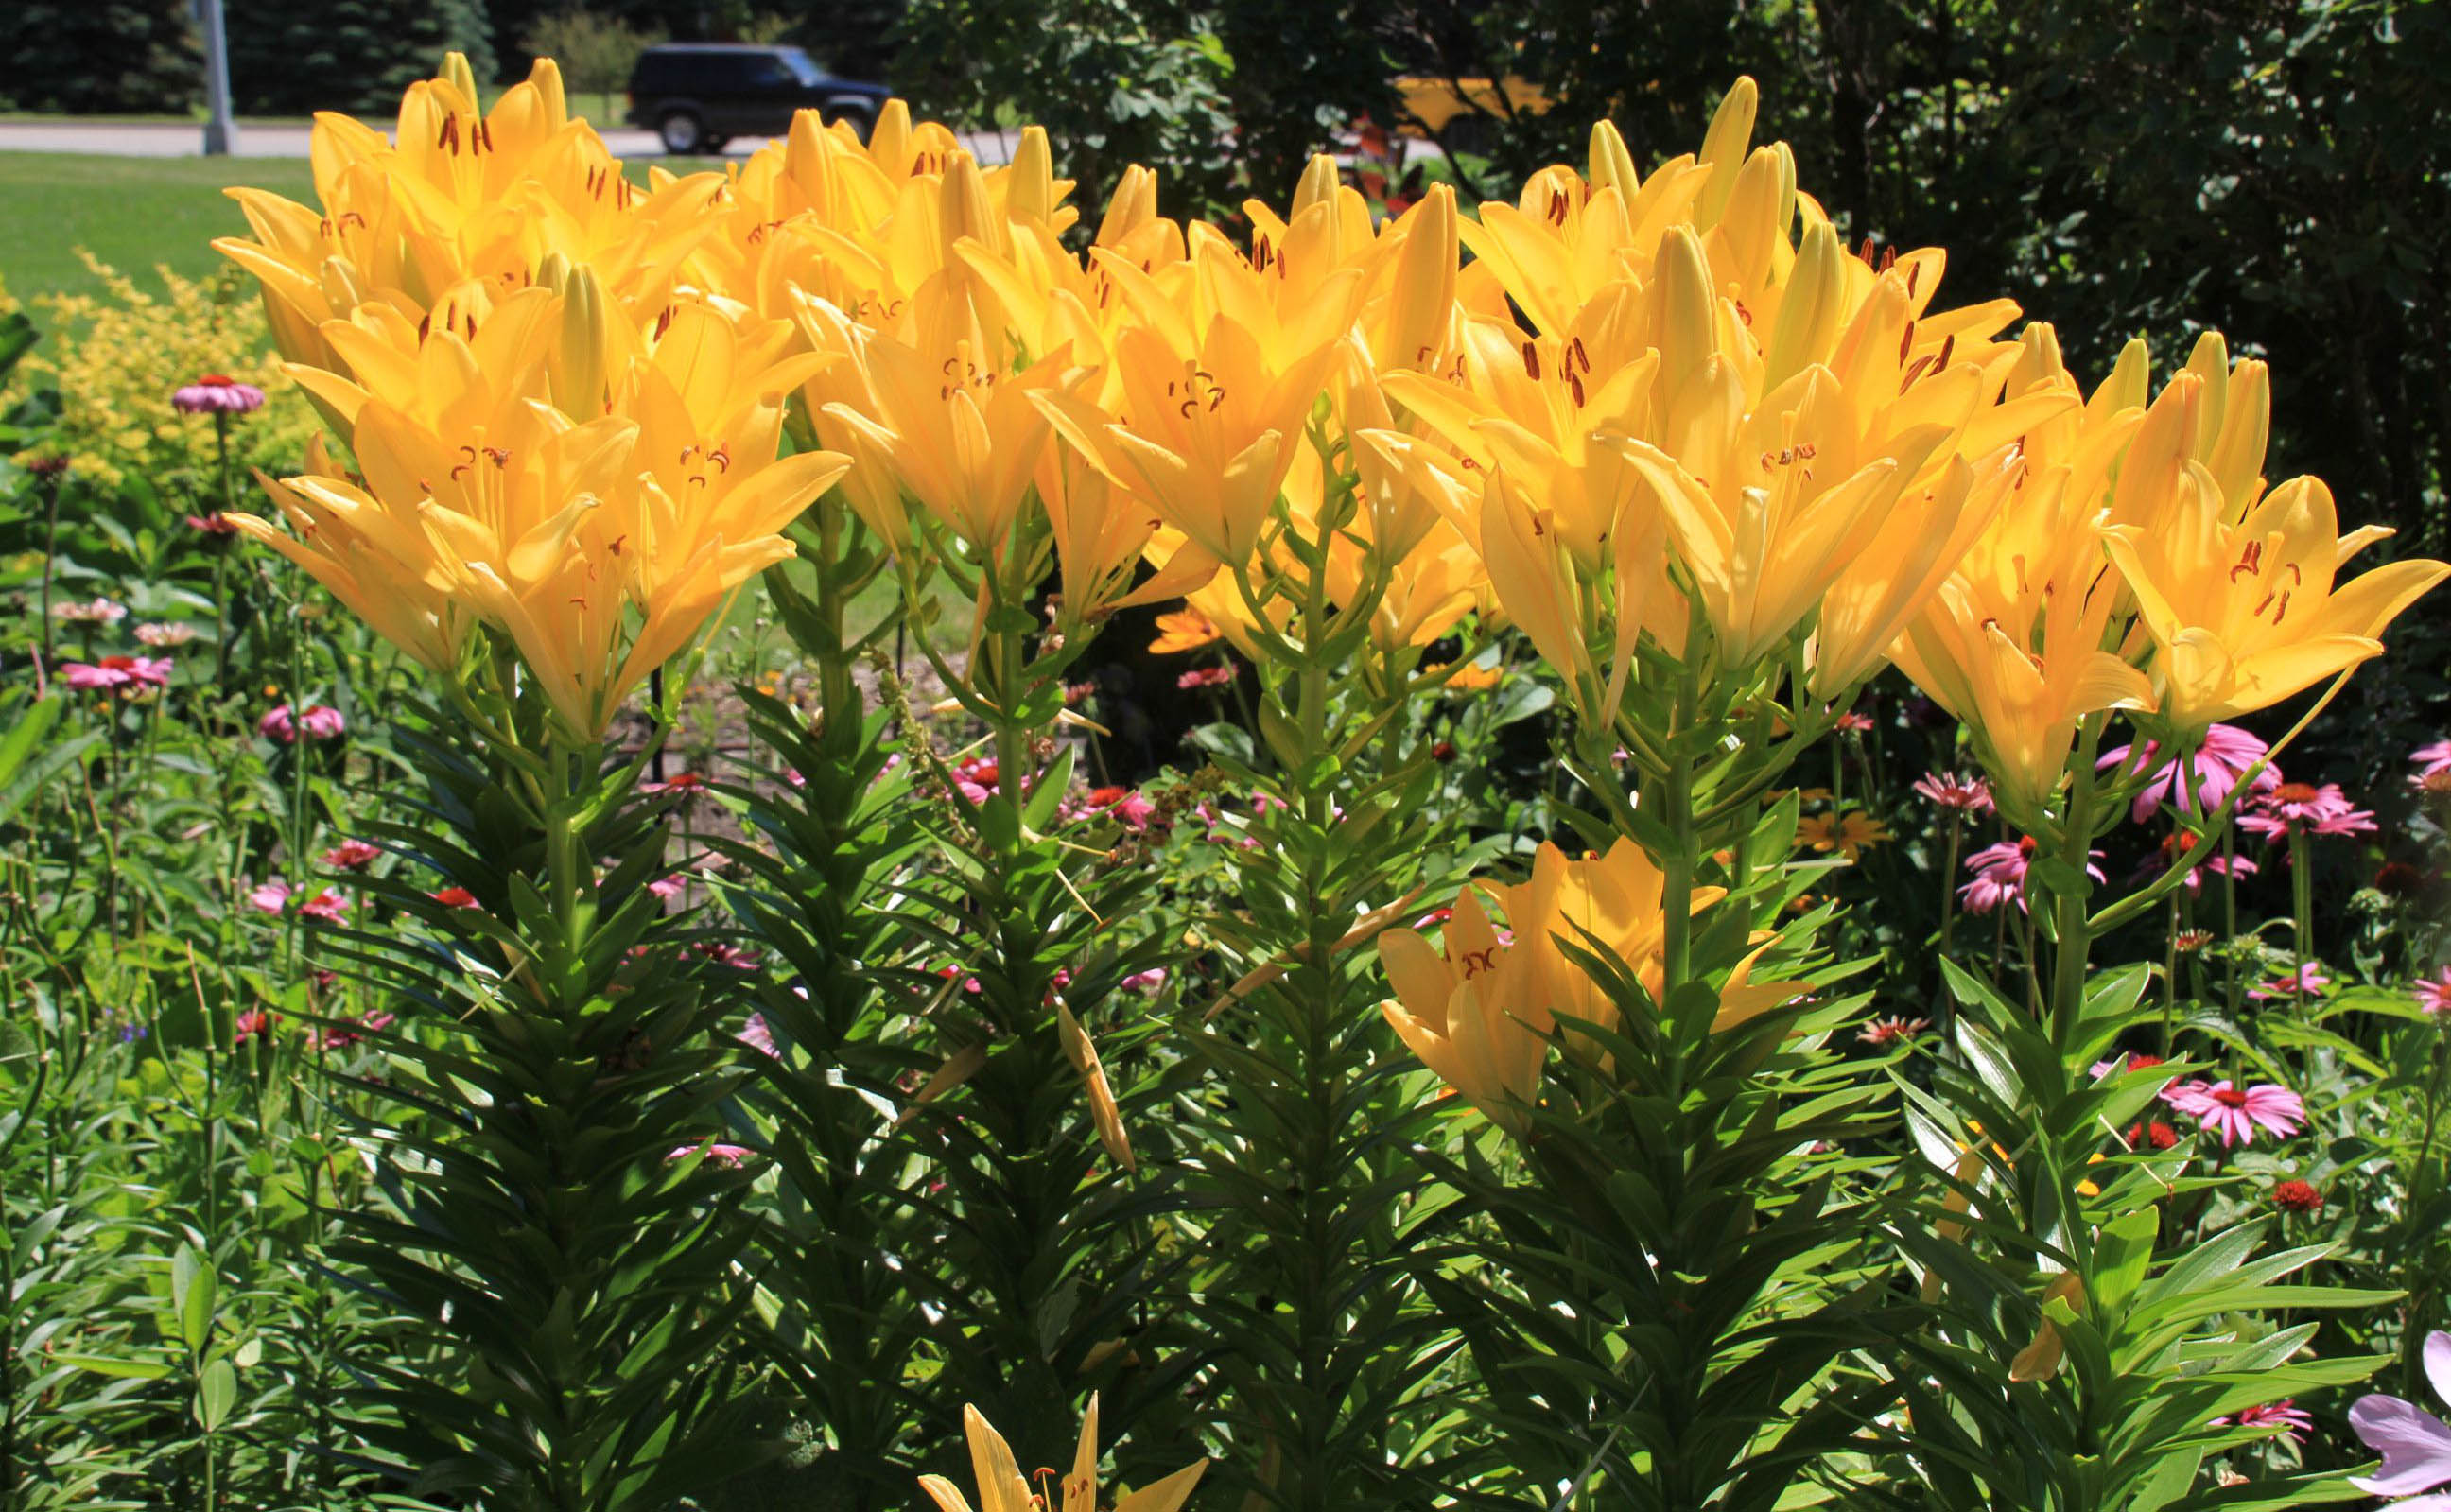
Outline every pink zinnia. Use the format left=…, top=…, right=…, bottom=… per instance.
left=260, top=703, right=345, bottom=743
left=232, top=1008, right=276, bottom=1047
left=248, top=879, right=293, bottom=915
left=2099, top=724, right=2278, bottom=823
left=2412, top=966, right=2451, bottom=1015
left=2162, top=1079, right=2305, bottom=1147
left=2248, top=964, right=2331, bottom=1001
left=1912, top=773, right=1994, bottom=814
left=62, top=654, right=172, bottom=691
left=322, top=840, right=381, bottom=871
left=172, top=374, right=267, bottom=415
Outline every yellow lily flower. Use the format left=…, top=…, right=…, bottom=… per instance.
left=230, top=280, right=846, bottom=740
left=1889, top=477, right=2157, bottom=824
left=821, top=281, right=1076, bottom=557
left=2104, top=469, right=2448, bottom=730
left=918, top=1398, right=1205, bottom=1512
left=1379, top=883, right=1554, bottom=1133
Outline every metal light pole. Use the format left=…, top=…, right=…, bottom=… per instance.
left=199, top=0, right=238, bottom=156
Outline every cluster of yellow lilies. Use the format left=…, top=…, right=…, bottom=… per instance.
left=212, top=55, right=2443, bottom=1120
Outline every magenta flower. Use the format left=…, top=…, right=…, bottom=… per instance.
left=232, top=1008, right=276, bottom=1047
left=952, top=756, right=1000, bottom=805
left=259, top=703, right=345, bottom=743
left=648, top=875, right=687, bottom=901
left=61, top=655, right=172, bottom=692
left=248, top=879, right=293, bottom=915
left=2311, top=803, right=2380, bottom=838
left=2248, top=964, right=2331, bottom=1001
left=2162, top=1079, right=2306, bottom=1147
left=316, top=1010, right=395, bottom=1051
left=696, top=942, right=760, bottom=971
left=185, top=512, right=240, bottom=536
left=1121, top=966, right=1169, bottom=996
left=2099, top=724, right=2278, bottom=823
left=2214, top=1399, right=2313, bottom=1442
left=2411, top=739, right=2451, bottom=788
left=50, top=597, right=126, bottom=624
left=2413, top=967, right=2451, bottom=1016
left=737, top=1014, right=780, bottom=1057
left=2350, top=1332, right=2451, bottom=1503
left=640, top=771, right=709, bottom=798
left=171, top=374, right=267, bottom=415
left=1177, top=665, right=1235, bottom=690
left=1834, top=710, right=1875, bottom=733
left=1913, top=772, right=1994, bottom=814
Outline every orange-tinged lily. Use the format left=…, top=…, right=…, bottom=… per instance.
left=1379, top=884, right=1554, bottom=1133
left=2104, top=469, right=2448, bottom=730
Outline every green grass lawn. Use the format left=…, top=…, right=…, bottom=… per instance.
left=0, top=153, right=316, bottom=303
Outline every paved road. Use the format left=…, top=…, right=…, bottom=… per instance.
left=0, top=120, right=1016, bottom=164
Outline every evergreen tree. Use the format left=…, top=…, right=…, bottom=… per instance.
left=0, top=0, right=198, bottom=114
left=229, top=0, right=498, bottom=115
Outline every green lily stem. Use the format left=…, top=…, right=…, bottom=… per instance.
left=2289, top=823, right=2314, bottom=1020
left=1659, top=669, right=1700, bottom=1004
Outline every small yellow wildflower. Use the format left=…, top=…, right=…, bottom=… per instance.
left=1795, top=810, right=1890, bottom=861
left=1148, top=605, right=1223, bottom=655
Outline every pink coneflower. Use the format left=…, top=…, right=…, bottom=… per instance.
left=259, top=703, right=345, bottom=743
left=1834, top=710, right=1875, bottom=733
left=2163, top=1079, right=2306, bottom=1147
left=1177, top=665, right=1235, bottom=690
left=696, top=942, right=760, bottom=971
left=295, top=888, right=349, bottom=923
left=953, top=756, right=1000, bottom=805
left=667, top=1141, right=754, bottom=1167
left=2099, top=724, right=2279, bottom=822
left=2248, top=964, right=2331, bottom=1001
left=1958, top=836, right=2105, bottom=915
left=232, top=1008, right=276, bottom=1047
left=2413, top=967, right=2451, bottom=1015
left=648, top=875, right=687, bottom=901
left=1856, top=1016, right=1928, bottom=1048
left=2214, top=1400, right=2314, bottom=1441
left=2409, top=739, right=2451, bottom=787
left=248, top=880, right=292, bottom=915
left=2272, top=1178, right=2324, bottom=1214
left=1121, top=966, right=1169, bottom=996
left=430, top=886, right=479, bottom=909
left=2239, top=781, right=2360, bottom=843
left=133, top=621, right=199, bottom=647
left=2124, top=1120, right=2182, bottom=1151
left=50, top=597, right=126, bottom=624
left=2090, top=1052, right=2168, bottom=1082
left=322, top=840, right=381, bottom=871
left=1069, top=785, right=1157, bottom=830
left=1913, top=773, right=1994, bottom=814
left=2134, top=832, right=2257, bottom=895
left=316, top=1010, right=395, bottom=1050
left=738, top=1014, right=780, bottom=1057
left=62, top=655, right=173, bottom=692
left=2310, top=804, right=2379, bottom=838
left=173, top=374, right=267, bottom=415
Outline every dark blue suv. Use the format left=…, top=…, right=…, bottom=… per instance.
left=625, top=44, right=892, bottom=155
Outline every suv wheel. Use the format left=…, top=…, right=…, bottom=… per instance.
left=658, top=111, right=704, bottom=155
